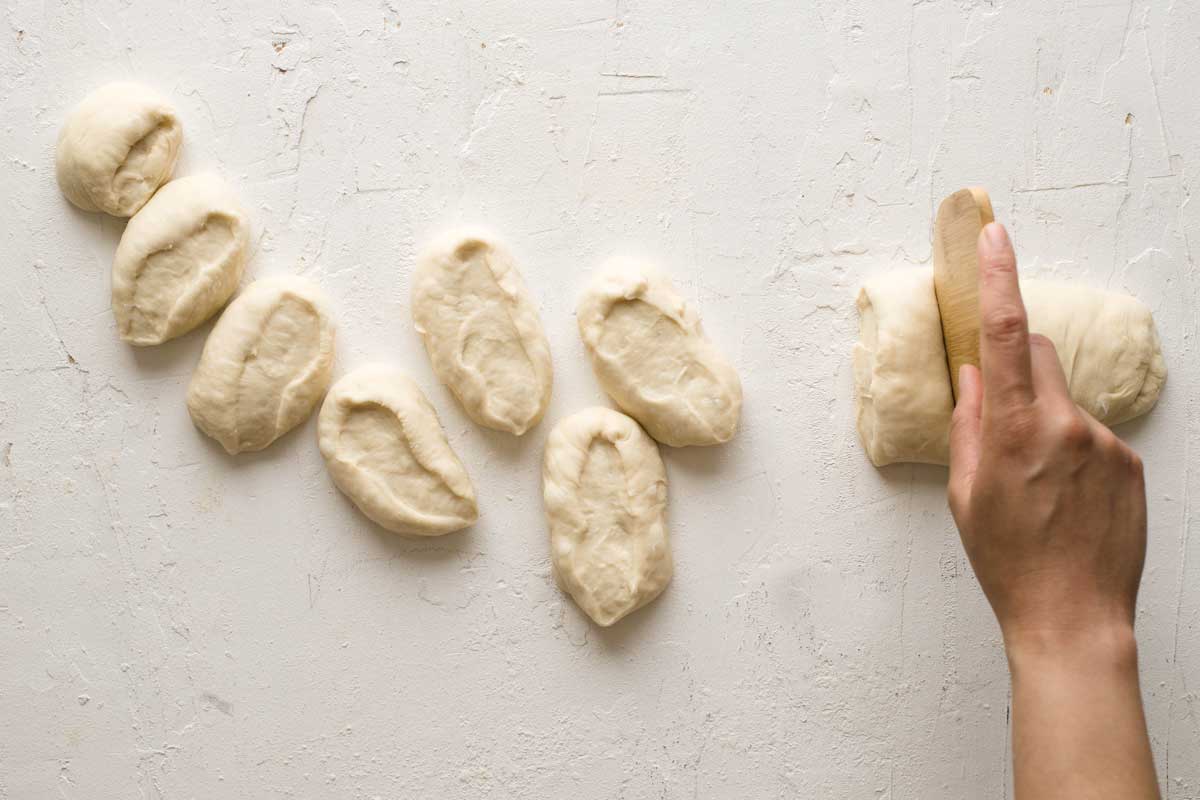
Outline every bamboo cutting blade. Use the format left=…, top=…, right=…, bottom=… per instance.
left=933, top=187, right=995, bottom=402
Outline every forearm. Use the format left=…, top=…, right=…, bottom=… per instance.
left=1006, top=624, right=1160, bottom=800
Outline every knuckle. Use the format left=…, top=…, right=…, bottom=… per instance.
left=982, top=305, right=1028, bottom=344
left=1110, top=440, right=1144, bottom=474
left=981, top=250, right=1017, bottom=279
left=1028, top=333, right=1057, bottom=354
left=1092, top=427, right=1122, bottom=454
left=1054, top=415, right=1094, bottom=449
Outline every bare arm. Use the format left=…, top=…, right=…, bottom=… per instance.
left=947, top=222, right=1160, bottom=799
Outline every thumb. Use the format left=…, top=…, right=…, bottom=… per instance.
left=948, top=363, right=983, bottom=519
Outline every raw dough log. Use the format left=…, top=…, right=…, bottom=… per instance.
left=854, top=268, right=1167, bottom=467
left=56, top=82, right=182, bottom=217
left=411, top=231, right=552, bottom=435
left=318, top=365, right=478, bottom=536
left=577, top=259, right=742, bottom=447
left=112, top=174, right=250, bottom=345
left=543, top=407, right=672, bottom=626
left=187, top=276, right=336, bottom=454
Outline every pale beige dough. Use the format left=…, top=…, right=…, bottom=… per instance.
left=187, top=276, right=336, bottom=454
left=411, top=231, right=552, bottom=436
left=318, top=365, right=478, bottom=536
left=56, top=82, right=182, bottom=217
left=543, top=407, right=672, bottom=626
left=577, top=259, right=742, bottom=447
left=112, top=174, right=250, bottom=345
left=854, top=268, right=1167, bottom=467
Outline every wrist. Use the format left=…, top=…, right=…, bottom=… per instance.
left=1003, top=621, right=1140, bottom=679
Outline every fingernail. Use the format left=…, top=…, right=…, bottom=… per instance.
left=984, top=222, right=1008, bottom=250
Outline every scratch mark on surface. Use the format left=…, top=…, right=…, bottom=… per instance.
left=546, top=16, right=609, bottom=33
left=297, top=83, right=323, bottom=154
left=897, top=468, right=915, bottom=645
left=1097, top=0, right=1136, bottom=101
left=30, top=264, right=81, bottom=370
left=597, top=87, right=691, bottom=97
left=599, top=71, right=665, bottom=79
left=181, top=87, right=219, bottom=131
left=460, top=83, right=512, bottom=160
left=1164, top=413, right=1192, bottom=789
left=1013, top=180, right=1124, bottom=194
left=299, top=192, right=347, bottom=275
left=351, top=183, right=420, bottom=195
left=1141, top=7, right=1174, bottom=161
left=1002, top=698, right=1012, bottom=798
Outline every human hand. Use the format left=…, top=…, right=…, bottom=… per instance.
left=946, top=221, right=1158, bottom=799
left=947, top=222, right=1147, bottom=652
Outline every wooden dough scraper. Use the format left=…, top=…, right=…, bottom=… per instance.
left=933, top=187, right=995, bottom=401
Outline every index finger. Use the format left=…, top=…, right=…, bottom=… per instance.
left=977, top=222, right=1035, bottom=408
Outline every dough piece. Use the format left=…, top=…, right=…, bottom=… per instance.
left=411, top=231, right=552, bottom=435
left=543, top=407, right=672, bottom=626
left=853, top=269, right=954, bottom=466
left=854, top=268, right=1167, bottom=467
left=318, top=365, right=478, bottom=536
left=187, top=276, right=336, bottom=454
left=112, top=174, right=250, bottom=345
left=56, top=82, right=182, bottom=217
left=577, top=259, right=742, bottom=447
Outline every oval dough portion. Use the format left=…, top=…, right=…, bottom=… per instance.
left=543, top=407, right=672, bottom=626
left=318, top=365, right=478, bottom=536
left=1023, top=282, right=1166, bottom=424
left=853, top=269, right=954, bottom=466
left=187, top=276, right=336, bottom=454
left=411, top=231, right=552, bottom=436
left=56, top=82, right=182, bottom=217
left=577, top=259, right=742, bottom=447
left=112, top=174, right=250, bottom=346
left=854, top=268, right=1167, bottom=467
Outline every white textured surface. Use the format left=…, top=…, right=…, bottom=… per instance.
left=2, top=1, right=1198, bottom=797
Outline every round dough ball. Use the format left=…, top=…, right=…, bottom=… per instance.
left=56, top=82, right=183, bottom=217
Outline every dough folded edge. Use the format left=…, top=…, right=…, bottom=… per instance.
left=316, top=364, right=478, bottom=536
left=1109, top=310, right=1168, bottom=426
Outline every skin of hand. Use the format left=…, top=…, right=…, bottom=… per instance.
left=947, top=222, right=1160, bottom=799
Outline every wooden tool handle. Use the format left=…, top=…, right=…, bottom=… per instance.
left=933, top=187, right=995, bottom=401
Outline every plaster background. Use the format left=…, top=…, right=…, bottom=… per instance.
left=2, top=0, right=1199, bottom=797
